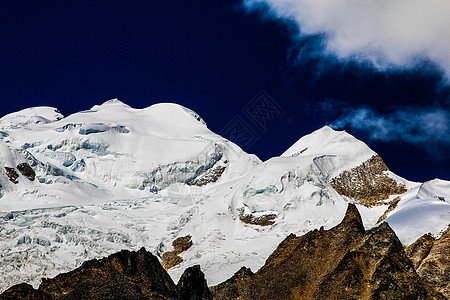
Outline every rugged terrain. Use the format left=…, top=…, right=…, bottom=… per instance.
left=211, top=204, right=445, bottom=299
left=407, top=225, right=450, bottom=298
left=0, top=100, right=449, bottom=292
left=1, top=247, right=212, bottom=300
left=2, top=205, right=445, bottom=299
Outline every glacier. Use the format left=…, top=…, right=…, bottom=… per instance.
left=0, top=99, right=449, bottom=292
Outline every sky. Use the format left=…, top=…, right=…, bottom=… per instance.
left=1, top=0, right=449, bottom=181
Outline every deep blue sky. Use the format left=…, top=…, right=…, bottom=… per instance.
left=1, top=1, right=449, bottom=181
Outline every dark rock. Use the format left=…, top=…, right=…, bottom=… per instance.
left=177, top=265, right=212, bottom=300
left=210, top=267, right=254, bottom=300
left=17, top=163, right=36, bottom=181
left=4, top=167, right=19, bottom=184
left=40, top=247, right=180, bottom=299
left=1, top=247, right=214, bottom=299
left=0, top=283, right=51, bottom=299
left=211, top=204, right=444, bottom=299
left=1, top=248, right=187, bottom=299
left=238, top=209, right=277, bottom=226
left=406, top=226, right=450, bottom=298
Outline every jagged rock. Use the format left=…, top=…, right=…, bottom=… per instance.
left=238, top=209, right=277, bottom=226
left=1, top=247, right=213, bottom=299
left=406, top=226, right=450, bottom=298
left=330, top=155, right=407, bottom=206
left=211, top=204, right=444, bottom=299
left=0, top=283, right=51, bottom=299
left=177, top=265, right=212, bottom=300
left=4, top=167, right=19, bottom=184
left=1, top=248, right=183, bottom=299
left=162, top=235, right=193, bottom=270
left=17, top=162, right=36, bottom=181
left=209, top=267, right=254, bottom=300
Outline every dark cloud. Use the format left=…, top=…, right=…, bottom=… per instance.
left=244, top=0, right=450, bottom=80
left=317, top=99, right=450, bottom=158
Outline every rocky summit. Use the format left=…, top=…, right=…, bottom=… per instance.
left=211, top=204, right=445, bottom=299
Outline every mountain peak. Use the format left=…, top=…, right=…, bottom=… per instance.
left=0, top=106, right=63, bottom=130
left=282, top=125, right=372, bottom=157
left=92, top=98, right=131, bottom=110
left=339, top=203, right=365, bottom=234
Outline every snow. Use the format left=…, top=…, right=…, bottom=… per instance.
left=383, top=179, right=450, bottom=245
left=281, top=126, right=375, bottom=177
left=0, top=99, right=448, bottom=292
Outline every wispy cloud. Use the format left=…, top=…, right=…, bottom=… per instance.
left=244, top=0, right=450, bottom=80
left=317, top=99, right=450, bottom=157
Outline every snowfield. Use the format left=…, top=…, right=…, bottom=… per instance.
left=0, top=99, right=449, bottom=291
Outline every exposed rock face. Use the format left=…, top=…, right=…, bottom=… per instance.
left=162, top=251, right=183, bottom=271
left=1, top=247, right=212, bottom=299
left=0, top=283, right=51, bottom=299
left=186, top=165, right=226, bottom=186
left=172, top=235, right=193, bottom=254
left=211, top=204, right=444, bottom=299
left=162, top=235, right=193, bottom=270
left=238, top=209, right=277, bottom=226
left=331, top=155, right=407, bottom=206
left=17, top=162, right=36, bottom=181
left=177, top=265, right=212, bottom=300
left=406, top=226, right=450, bottom=298
left=210, top=267, right=254, bottom=299
left=4, top=167, right=19, bottom=184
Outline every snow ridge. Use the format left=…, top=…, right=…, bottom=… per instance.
left=0, top=100, right=448, bottom=292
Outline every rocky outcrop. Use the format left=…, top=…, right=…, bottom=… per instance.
left=17, top=163, right=36, bottom=181
left=1, top=247, right=211, bottom=300
left=331, top=155, right=407, bottom=206
left=4, top=167, right=19, bottom=184
left=238, top=208, right=277, bottom=226
left=3, top=163, right=35, bottom=185
left=177, top=265, right=212, bottom=300
left=162, top=235, right=193, bottom=270
left=406, top=226, right=450, bottom=298
left=0, top=283, right=51, bottom=299
left=186, top=165, right=226, bottom=186
left=211, top=204, right=444, bottom=299
left=210, top=267, right=254, bottom=299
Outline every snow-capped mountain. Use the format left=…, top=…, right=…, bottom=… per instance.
left=0, top=99, right=449, bottom=292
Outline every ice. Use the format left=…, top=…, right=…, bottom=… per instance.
left=0, top=99, right=448, bottom=292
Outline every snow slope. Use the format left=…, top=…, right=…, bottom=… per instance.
left=0, top=100, right=448, bottom=291
left=383, top=179, right=450, bottom=245
left=0, top=100, right=258, bottom=210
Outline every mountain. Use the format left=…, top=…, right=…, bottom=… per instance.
left=2, top=205, right=444, bottom=299
left=211, top=204, right=444, bottom=299
left=407, top=224, right=450, bottom=298
left=0, top=100, right=449, bottom=293
left=1, top=247, right=211, bottom=299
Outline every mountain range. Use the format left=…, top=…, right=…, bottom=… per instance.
left=0, top=100, right=449, bottom=297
